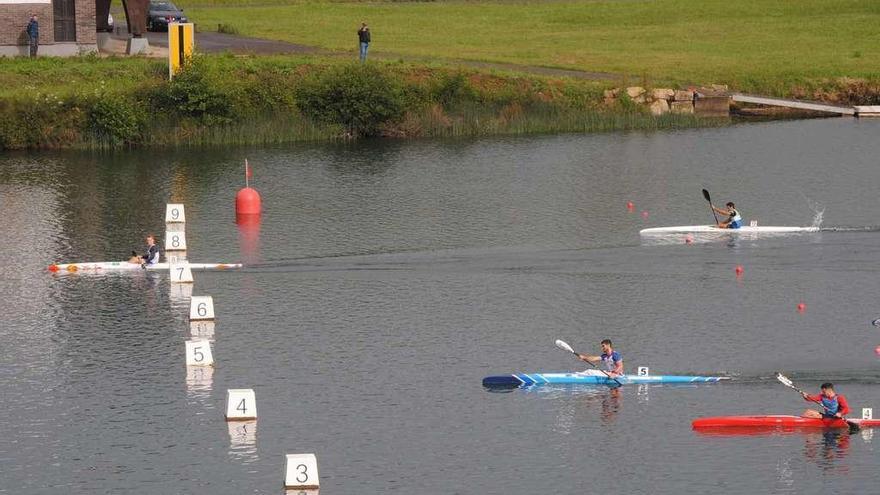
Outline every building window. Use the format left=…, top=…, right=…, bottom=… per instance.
left=53, top=0, right=77, bottom=42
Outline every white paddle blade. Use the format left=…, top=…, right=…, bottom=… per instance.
left=776, top=372, right=794, bottom=388
left=555, top=339, right=575, bottom=354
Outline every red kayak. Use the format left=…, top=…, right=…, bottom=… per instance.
left=693, top=415, right=880, bottom=429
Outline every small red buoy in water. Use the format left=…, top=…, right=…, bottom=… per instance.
left=627, top=201, right=635, bottom=211
left=735, top=265, right=744, bottom=276
left=236, top=187, right=262, bottom=215
left=641, top=211, right=649, bottom=219
left=48, top=264, right=59, bottom=272
left=797, top=302, right=806, bottom=312
left=875, top=345, right=880, bottom=356
left=236, top=159, right=262, bottom=217
left=684, top=234, right=694, bottom=244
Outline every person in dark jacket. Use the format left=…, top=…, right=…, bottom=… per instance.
left=26, top=14, right=39, bottom=58
left=357, top=23, right=370, bottom=63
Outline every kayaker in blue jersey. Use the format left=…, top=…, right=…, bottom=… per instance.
left=711, top=201, right=742, bottom=229
left=141, top=234, right=161, bottom=265
left=576, top=339, right=624, bottom=378
left=801, top=382, right=851, bottom=419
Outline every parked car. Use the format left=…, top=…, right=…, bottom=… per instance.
left=146, top=0, right=188, bottom=32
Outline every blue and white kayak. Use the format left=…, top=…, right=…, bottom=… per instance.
left=482, top=372, right=730, bottom=388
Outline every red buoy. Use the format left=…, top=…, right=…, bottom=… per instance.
left=48, top=264, right=59, bottom=272
left=641, top=211, right=649, bottom=219
left=627, top=201, right=635, bottom=211
left=875, top=346, right=880, bottom=356
left=735, top=265, right=744, bottom=276
left=236, top=187, right=262, bottom=215
left=797, top=302, right=806, bottom=312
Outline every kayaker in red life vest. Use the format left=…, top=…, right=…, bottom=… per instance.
left=801, top=382, right=850, bottom=419
left=576, top=339, right=623, bottom=378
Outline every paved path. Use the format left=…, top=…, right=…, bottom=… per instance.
left=113, top=27, right=620, bottom=81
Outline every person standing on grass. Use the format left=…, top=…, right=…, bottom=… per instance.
left=26, top=14, right=39, bottom=58
left=358, top=22, right=370, bottom=63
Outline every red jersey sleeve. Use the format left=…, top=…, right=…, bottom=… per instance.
left=804, top=394, right=823, bottom=403
left=836, top=395, right=850, bottom=415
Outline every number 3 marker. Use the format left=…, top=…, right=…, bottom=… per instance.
left=284, top=454, right=319, bottom=489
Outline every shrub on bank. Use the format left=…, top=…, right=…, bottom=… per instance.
left=296, top=64, right=405, bottom=137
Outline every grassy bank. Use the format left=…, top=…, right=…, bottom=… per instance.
left=179, top=0, right=880, bottom=95
left=0, top=54, right=723, bottom=150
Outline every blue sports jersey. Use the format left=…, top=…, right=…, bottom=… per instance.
left=600, top=351, right=621, bottom=372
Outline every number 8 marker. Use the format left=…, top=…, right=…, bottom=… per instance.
left=165, top=230, right=187, bottom=251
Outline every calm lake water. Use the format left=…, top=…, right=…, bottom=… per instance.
left=2, top=118, right=879, bottom=494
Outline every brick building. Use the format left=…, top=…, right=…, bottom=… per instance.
left=0, top=0, right=96, bottom=56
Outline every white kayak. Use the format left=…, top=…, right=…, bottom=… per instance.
left=49, top=261, right=242, bottom=272
left=640, top=225, right=818, bottom=235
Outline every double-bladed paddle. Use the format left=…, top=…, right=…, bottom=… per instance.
left=776, top=372, right=860, bottom=433
left=703, top=188, right=720, bottom=226
left=555, top=339, right=623, bottom=387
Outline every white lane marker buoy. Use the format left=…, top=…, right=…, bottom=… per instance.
left=170, top=262, right=194, bottom=284
left=166, top=251, right=187, bottom=263
left=284, top=454, right=320, bottom=489
left=872, top=318, right=880, bottom=327
left=189, top=296, right=215, bottom=321
left=190, top=321, right=215, bottom=339
left=185, top=339, right=214, bottom=367
left=638, top=366, right=650, bottom=376
left=226, top=389, right=257, bottom=420
left=166, top=203, right=186, bottom=223
left=864, top=408, right=874, bottom=420
left=165, top=231, right=187, bottom=251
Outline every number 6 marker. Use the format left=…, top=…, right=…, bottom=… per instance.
left=185, top=339, right=214, bottom=366
left=284, top=454, right=319, bottom=489
left=165, top=203, right=186, bottom=223
left=226, top=389, right=257, bottom=421
left=190, top=296, right=215, bottom=321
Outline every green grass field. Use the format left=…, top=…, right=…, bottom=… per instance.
left=177, top=0, right=880, bottom=92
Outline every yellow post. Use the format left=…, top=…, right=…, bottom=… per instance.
left=168, top=23, right=195, bottom=79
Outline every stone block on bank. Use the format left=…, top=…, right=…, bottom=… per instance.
left=626, top=86, right=646, bottom=99
left=649, top=99, right=669, bottom=116
left=674, top=90, right=694, bottom=102
left=670, top=101, right=694, bottom=114
left=604, top=89, right=620, bottom=99
left=652, top=88, right=675, bottom=101
left=694, top=94, right=730, bottom=117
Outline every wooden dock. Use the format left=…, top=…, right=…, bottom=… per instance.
left=731, top=94, right=855, bottom=115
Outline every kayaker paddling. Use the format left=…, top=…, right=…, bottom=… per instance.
left=142, top=234, right=161, bottom=266
left=711, top=201, right=742, bottom=229
left=801, top=382, right=850, bottom=419
left=576, top=339, right=623, bottom=378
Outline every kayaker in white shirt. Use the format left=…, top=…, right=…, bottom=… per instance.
left=576, top=339, right=624, bottom=378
